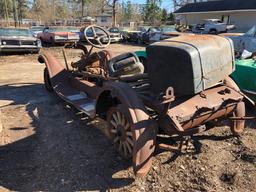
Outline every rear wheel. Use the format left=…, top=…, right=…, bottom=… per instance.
left=107, top=105, right=133, bottom=159
left=44, top=68, right=53, bottom=92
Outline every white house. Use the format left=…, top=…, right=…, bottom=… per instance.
left=95, top=13, right=112, bottom=27
left=174, top=0, right=256, bottom=32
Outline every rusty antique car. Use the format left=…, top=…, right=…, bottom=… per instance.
left=38, top=25, right=248, bottom=177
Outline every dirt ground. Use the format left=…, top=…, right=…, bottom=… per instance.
left=0, top=43, right=256, bottom=192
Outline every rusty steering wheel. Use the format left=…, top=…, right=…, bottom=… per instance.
left=84, top=25, right=111, bottom=49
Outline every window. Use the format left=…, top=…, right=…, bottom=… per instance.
left=101, top=17, right=107, bottom=23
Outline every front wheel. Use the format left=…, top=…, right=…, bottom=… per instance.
left=44, top=68, right=53, bottom=92
left=107, top=105, right=134, bottom=159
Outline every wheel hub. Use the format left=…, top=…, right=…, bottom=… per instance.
left=116, top=125, right=127, bottom=142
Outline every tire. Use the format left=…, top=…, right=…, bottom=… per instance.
left=32, top=49, right=40, bottom=54
left=107, top=104, right=134, bottom=159
left=50, top=37, right=55, bottom=46
left=40, top=38, right=45, bottom=47
left=138, top=38, right=142, bottom=45
left=44, top=68, right=53, bottom=92
left=209, top=29, right=217, bottom=35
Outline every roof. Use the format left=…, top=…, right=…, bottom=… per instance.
left=175, top=0, right=256, bottom=14
left=96, top=13, right=112, bottom=17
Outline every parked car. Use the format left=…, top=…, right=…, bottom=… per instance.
left=140, top=26, right=182, bottom=44
left=139, top=27, right=161, bottom=44
left=37, top=26, right=80, bottom=45
left=108, top=27, right=122, bottom=43
left=121, top=26, right=150, bottom=42
left=30, top=25, right=45, bottom=38
left=192, top=19, right=235, bottom=34
left=0, top=27, right=41, bottom=53
left=39, top=25, right=248, bottom=177
left=226, top=26, right=256, bottom=53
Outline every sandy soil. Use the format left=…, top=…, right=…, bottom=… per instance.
left=0, top=43, right=255, bottom=192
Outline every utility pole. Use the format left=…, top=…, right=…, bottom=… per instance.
left=112, top=0, right=118, bottom=27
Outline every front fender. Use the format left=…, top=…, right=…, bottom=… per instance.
left=99, top=81, right=157, bottom=177
left=38, top=52, right=70, bottom=90
left=38, top=52, right=66, bottom=78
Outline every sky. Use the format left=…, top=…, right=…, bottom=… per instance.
left=123, top=0, right=175, bottom=12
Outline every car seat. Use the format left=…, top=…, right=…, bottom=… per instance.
left=108, top=52, right=144, bottom=77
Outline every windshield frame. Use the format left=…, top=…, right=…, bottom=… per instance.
left=47, top=27, right=79, bottom=33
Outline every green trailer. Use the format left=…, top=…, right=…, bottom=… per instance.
left=231, top=59, right=256, bottom=101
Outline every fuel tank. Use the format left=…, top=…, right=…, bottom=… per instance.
left=146, top=35, right=235, bottom=96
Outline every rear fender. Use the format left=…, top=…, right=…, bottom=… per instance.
left=99, top=81, right=157, bottom=177
left=224, top=76, right=255, bottom=106
left=38, top=53, right=70, bottom=88
left=224, top=77, right=246, bottom=135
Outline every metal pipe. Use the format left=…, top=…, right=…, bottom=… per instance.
left=62, top=49, right=69, bottom=71
left=229, top=116, right=256, bottom=120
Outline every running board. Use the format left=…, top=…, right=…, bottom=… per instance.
left=61, top=92, right=96, bottom=118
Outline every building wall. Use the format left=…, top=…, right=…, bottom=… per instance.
left=176, top=11, right=256, bottom=32
left=95, top=16, right=112, bottom=27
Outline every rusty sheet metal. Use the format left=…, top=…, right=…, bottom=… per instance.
left=39, top=41, right=247, bottom=178
left=160, top=85, right=244, bottom=132
left=147, top=35, right=235, bottom=96
left=39, top=52, right=157, bottom=177
left=99, top=82, right=157, bottom=177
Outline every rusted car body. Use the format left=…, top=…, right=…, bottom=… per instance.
left=79, top=26, right=120, bottom=43
left=38, top=25, right=247, bottom=177
left=37, top=26, right=79, bottom=45
left=140, top=26, right=185, bottom=44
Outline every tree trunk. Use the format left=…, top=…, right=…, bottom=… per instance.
left=81, top=0, right=84, bottom=17
left=12, top=0, right=18, bottom=27
left=112, top=0, right=117, bottom=27
left=4, top=0, right=10, bottom=26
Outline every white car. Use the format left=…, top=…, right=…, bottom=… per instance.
left=30, top=26, right=44, bottom=38
left=108, top=27, right=122, bottom=43
left=192, top=19, right=235, bottom=34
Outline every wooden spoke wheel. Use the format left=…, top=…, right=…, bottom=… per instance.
left=107, top=105, right=133, bottom=159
